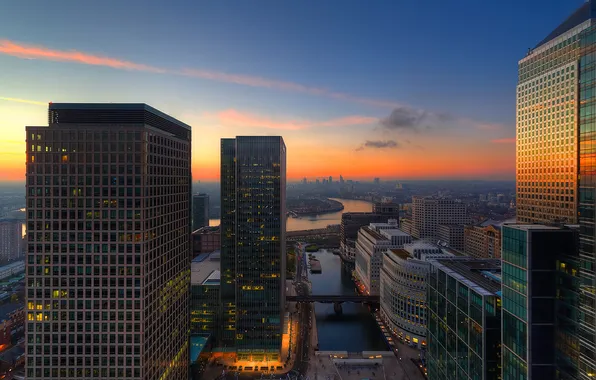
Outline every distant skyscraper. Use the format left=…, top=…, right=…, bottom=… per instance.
left=192, top=193, right=209, bottom=231
left=220, top=136, right=286, bottom=362
left=339, top=175, right=344, bottom=184
left=25, top=103, right=191, bottom=379
left=373, top=177, right=380, bottom=185
left=328, top=176, right=332, bottom=183
left=0, top=218, right=23, bottom=264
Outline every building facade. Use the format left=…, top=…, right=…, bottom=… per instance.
left=25, top=103, right=191, bottom=379
left=220, top=136, right=286, bottom=362
left=411, top=197, right=468, bottom=240
left=427, top=258, right=502, bottom=380
left=437, top=224, right=465, bottom=251
left=191, top=226, right=220, bottom=258
left=501, top=225, right=578, bottom=380
left=0, top=219, right=23, bottom=264
left=464, top=225, right=502, bottom=259
left=354, top=225, right=411, bottom=296
left=380, top=246, right=450, bottom=348
left=192, top=193, right=210, bottom=232
left=190, top=252, right=220, bottom=337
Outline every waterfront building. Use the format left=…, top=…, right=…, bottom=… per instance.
left=190, top=251, right=220, bottom=337
left=220, top=136, right=286, bottom=362
left=436, top=224, right=465, bottom=251
left=411, top=196, right=468, bottom=240
left=501, top=224, right=578, bottom=380
left=25, top=103, right=191, bottom=379
left=379, top=246, right=451, bottom=348
left=191, top=226, right=220, bottom=258
left=0, top=218, right=23, bottom=264
left=192, top=193, right=210, bottom=231
left=354, top=225, right=412, bottom=296
left=464, top=224, right=502, bottom=259
left=339, top=203, right=400, bottom=263
left=426, top=258, right=502, bottom=380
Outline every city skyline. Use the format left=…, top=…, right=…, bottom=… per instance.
left=1, top=0, right=587, bottom=182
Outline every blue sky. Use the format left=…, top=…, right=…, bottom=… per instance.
left=0, top=0, right=585, bottom=180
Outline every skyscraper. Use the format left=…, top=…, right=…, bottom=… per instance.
left=220, top=136, right=286, bottom=362
left=25, top=103, right=191, bottom=379
left=192, top=193, right=209, bottom=231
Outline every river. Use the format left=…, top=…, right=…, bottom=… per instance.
left=309, top=249, right=386, bottom=352
left=209, top=198, right=373, bottom=230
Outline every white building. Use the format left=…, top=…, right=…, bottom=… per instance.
left=379, top=243, right=452, bottom=349
left=411, top=196, right=468, bottom=240
left=354, top=224, right=412, bottom=296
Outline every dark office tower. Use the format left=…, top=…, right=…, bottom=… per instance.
left=219, top=136, right=286, bottom=362
left=501, top=225, right=578, bottom=380
left=192, top=193, right=209, bottom=231
left=25, top=104, right=191, bottom=379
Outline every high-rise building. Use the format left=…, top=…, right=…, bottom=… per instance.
left=426, top=258, right=502, bottom=380
left=501, top=224, right=578, bottom=380
left=220, top=136, right=286, bottom=362
left=192, top=193, right=209, bottom=231
left=411, top=196, right=468, bottom=240
left=464, top=224, right=502, bottom=259
left=436, top=224, right=465, bottom=251
left=191, top=226, right=221, bottom=258
left=0, top=218, right=23, bottom=264
left=25, top=103, right=191, bottom=379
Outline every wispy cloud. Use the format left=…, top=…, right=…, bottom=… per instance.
left=0, top=39, right=400, bottom=108
left=356, top=140, right=400, bottom=151
left=491, top=138, right=515, bottom=144
left=209, top=109, right=376, bottom=130
left=0, top=97, right=46, bottom=106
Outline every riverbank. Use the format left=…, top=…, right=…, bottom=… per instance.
left=287, top=197, right=345, bottom=216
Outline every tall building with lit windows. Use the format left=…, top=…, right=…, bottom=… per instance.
left=25, top=103, right=191, bottom=379
left=220, top=136, right=286, bottom=362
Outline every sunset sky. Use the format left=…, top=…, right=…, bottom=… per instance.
left=0, top=0, right=584, bottom=182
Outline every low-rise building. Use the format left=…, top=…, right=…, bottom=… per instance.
left=436, top=224, right=465, bottom=251
left=355, top=225, right=412, bottom=296
left=190, top=251, right=220, bottom=338
left=379, top=245, right=452, bottom=348
left=0, top=262, right=24, bottom=281
left=191, top=226, right=220, bottom=260
left=464, top=225, right=502, bottom=259
left=426, top=258, right=502, bottom=380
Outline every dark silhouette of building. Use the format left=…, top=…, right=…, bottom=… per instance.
left=192, top=193, right=209, bottom=231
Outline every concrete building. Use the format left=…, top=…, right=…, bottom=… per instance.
left=0, top=219, right=23, bottom=264
left=464, top=225, right=502, bottom=259
left=190, top=252, right=220, bottom=337
left=379, top=246, right=451, bottom=348
left=436, top=224, right=465, bottom=251
left=220, top=136, right=286, bottom=362
left=25, top=103, right=191, bottom=379
left=411, top=196, right=468, bottom=240
left=354, top=225, right=412, bottom=296
left=399, top=217, right=414, bottom=236
left=192, top=193, right=210, bottom=231
left=191, top=226, right=220, bottom=258
left=339, top=203, right=400, bottom=263
left=426, top=258, right=502, bottom=380
left=0, top=261, right=24, bottom=281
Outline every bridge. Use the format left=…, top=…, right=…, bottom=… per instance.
left=286, top=295, right=379, bottom=304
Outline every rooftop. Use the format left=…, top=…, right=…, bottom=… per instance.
left=503, top=224, right=560, bottom=231
left=380, top=229, right=410, bottom=238
left=360, top=226, right=388, bottom=241
left=431, top=258, right=502, bottom=295
left=191, top=251, right=221, bottom=285
left=388, top=249, right=411, bottom=260
left=534, top=1, right=596, bottom=49
left=192, top=226, right=220, bottom=235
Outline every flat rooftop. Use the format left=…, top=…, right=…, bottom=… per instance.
left=380, top=229, right=409, bottom=237
left=388, top=249, right=411, bottom=260
left=431, top=258, right=501, bottom=296
left=361, top=226, right=388, bottom=241
left=503, top=224, right=560, bottom=231
left=191, top=251, right=221, bottom=285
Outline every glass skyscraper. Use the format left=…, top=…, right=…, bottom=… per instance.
left=25, top=103, right=191, bottom=379
left=191, top=193, right=209, bottom=232
left=219, top=136, right=286, bottom=362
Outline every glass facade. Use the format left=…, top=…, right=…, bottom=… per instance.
left=25, top=104, right=191, bottom=379
left=427, top=258, right=501, bottom=380
left=578, top=24, right=596, bottom=380
left=220, top=136, right=286, bottom=361
left=191, top=193, right=209, bottom=232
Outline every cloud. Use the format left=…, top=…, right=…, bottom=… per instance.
left=491, top=138, right=516, bottom=144
left=0, top=39, right=400, bottom=109
left=356, top=140, right=400, bottom=151
left=379, top=105, right=509, bottom=132
left=0, top=97, right=46, bottom=106
left=209, top=109, right=376, bottom=130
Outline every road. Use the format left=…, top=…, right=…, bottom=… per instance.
left=291, top=243, right=313, bottom=377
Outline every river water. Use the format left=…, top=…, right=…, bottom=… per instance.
left=209, top=197, right=373, bottom=230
